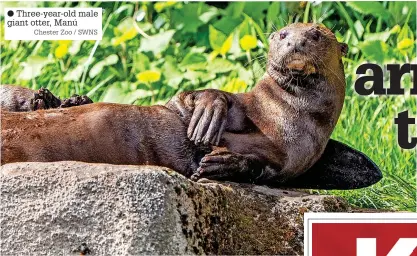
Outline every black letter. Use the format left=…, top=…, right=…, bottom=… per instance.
left=387, top=64, right=409, bottom=95
left=355, top=63, right=386, bottom=96
left=410, top=64, right=417, bottom=95
left=394, top=110, right=417, bottom=149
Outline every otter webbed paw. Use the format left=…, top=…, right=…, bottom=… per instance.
left=187, top=91, right=228, bottom=146
left=191, top=151, right=263, bottom=182
left=30, top=88, right=93, bottom=110
left=31, top=87, right=62, bottom=110
left=166, top=90, right=232, bottom=146
left=32, top=99, right=46, bottom=110
left=60, top=94, right=93, bottom=108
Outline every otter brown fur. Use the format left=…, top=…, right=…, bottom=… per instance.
left=1, top=103, right=204, bottom=176
left=1, top=85, right=37, bottom=112
left=168, top=23, right=348, bottom=181
left=1, top=24, right=381, bottom=188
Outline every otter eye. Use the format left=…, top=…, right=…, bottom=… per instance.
left=279, top=30, right=288, bottom=40
left=311, top=30, right=321, bottom=41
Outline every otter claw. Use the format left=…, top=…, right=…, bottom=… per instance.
left=190, top=173, right=201, bottom=181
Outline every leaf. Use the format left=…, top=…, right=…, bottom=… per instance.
left=220, top=35, right=233, bottom=56
left=111, top=18, right=139, bottom=46
left=206, top=58, right=235, bottom=73
left=205, top=76, right=227, bottom=89
left=101, top=83, right=125, bottom=103
left=235, top=63, right=254, bottom=86
left=134, top=52, right=151, bottom=72
left=184, top=70, right=215, bottom=83
left=113, top=4, right=134, bottom=16
left=199, top=7, right=219, bottom=24
left=209, top=25, right=228, bottom=51
left=266, top=2, right=280, bottom=24
left=364, top=28, right=397, bottom=42
left=229, top=32, right=243, bottom=56
left=238, top=19, right=252, bottom=39
left=18, top=56, right=52, bottom=80
left=397, top=24, right=414, bottom=44
left=68, top=40, right=84, bottom=55
left=359, top=40, right=389, bottom=63
left=209, top=25, right=233, bottom=55
left=124, top=89, right=156, bottom=104
left=252, top=60, right=264, bottom=81
left=154, top=1, right=177, bottom=13
left=353, top=20, right=364, bottom=39
left=162, top=56, right=183, bottom=88
left=398, top=39, right=414, bottom=50
left=89, top=54, right=119, bottom=78
left=101, top=83, right=156, bottom=104
left=171, top=3, right=204, bottom=33
left=346, top=2, right=391, bottom=19
left=243, top=2, right=270, bottom=21
left=64, top=57, right=90, bottom=81
left=179, top=52, right=207, bottom=70
left=221, top=78, right=247, bottom=93
left=139, top=30, right=175, bottom=55
left=213, top=17, right=243, bottom=35
left=226, top=2, right=245, bottom=18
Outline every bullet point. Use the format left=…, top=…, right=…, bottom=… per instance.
left=7, top=10, right=14, bottom=17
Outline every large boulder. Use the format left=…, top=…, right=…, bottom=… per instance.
left=1, top=162, right=350, bottom=255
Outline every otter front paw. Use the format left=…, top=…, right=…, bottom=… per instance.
left=187, top=91, right=228, bottom=146
left=60, top=94, right=93, bottom=108
left=191, top=151, right=262, bottom=182
left=166, top=90, right=230, bottom=146
left=31, top=87, right=62, bottom=110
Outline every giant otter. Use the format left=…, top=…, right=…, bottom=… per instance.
left=1, top=23, right=381, bottom=189
left=168, top=23, right=349, bottom=182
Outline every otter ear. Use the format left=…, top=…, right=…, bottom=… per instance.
left=340, top=42, right=348, bottom=56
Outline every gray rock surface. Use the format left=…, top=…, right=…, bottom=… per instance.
left=1, top=162, right=350, bottom=255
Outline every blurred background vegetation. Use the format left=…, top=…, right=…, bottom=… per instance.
left=1, top=1, right=416, bottom=211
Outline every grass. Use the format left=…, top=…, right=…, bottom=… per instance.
left=322, top=72, right=416, bottom=211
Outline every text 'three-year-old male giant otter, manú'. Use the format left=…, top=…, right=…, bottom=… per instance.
left=1, top=23, right=382, bottom=189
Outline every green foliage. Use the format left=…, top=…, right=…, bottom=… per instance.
left=0, top=1, right=416, bottom=211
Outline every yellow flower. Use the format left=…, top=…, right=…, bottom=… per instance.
left=122, top=28, right=138, bottom=40
left=221, top=78, right=247, bottom=93
left=136, top=70, right=161, bottom=83
left=220, top=35, right=233, bottom=56
left=391, top=25, right=401, bottom=34
left=55, top=44, right=68, bottom=59
left=398, top=38, right=414, bottom=50
left=155, top=1, right=177, bottom=12
left=58, top=40, right=72, bottom=46
left=239, top=35, right=257, bottom=51
left=112, top=27, right=138, bottom=46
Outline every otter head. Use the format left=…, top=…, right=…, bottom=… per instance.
left=267, top=23, right=348, bottom=88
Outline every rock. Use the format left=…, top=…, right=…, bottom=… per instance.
left=1, top=162, right=350, bottom=255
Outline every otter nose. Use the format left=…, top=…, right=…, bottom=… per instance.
left=294, top=38, right=307, bottom=52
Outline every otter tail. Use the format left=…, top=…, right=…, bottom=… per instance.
left=280, top=139, right=382, bottom=190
